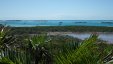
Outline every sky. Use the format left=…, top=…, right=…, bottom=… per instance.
left=0, top=0, right=113, bottom=20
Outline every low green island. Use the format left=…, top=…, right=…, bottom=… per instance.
left=10, top=26, right=113, bottom=35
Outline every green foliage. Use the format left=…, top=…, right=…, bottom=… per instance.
left=25, top=34, right=53, bottom=64
left=11, top=26, right=113, bottom=35
left=55, top=34, right=113, bottom=64
left=0, top=57, right=14, bottom=64
left=0, top=27, right=113, bottom=64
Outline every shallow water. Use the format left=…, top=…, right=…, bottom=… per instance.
left=0, top=20, right=113, bottom=27
left=65, top=33, right=113, bottom=44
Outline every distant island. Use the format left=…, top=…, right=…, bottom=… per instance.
left=74, top=22, right=87, bottom=23
left=101, top=22, right=113, bottom=24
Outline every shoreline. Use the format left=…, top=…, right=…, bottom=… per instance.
left=46, top=32, right=113, bottom=44
left=47, top=32, right=113, bottom=35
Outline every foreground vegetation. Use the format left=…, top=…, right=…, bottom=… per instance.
left=0, top=26, right=113, bottom=64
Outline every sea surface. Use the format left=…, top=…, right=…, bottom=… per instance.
left=0, top=20, right=113, bottom=27
left=0, top=20, right=113, bottom=43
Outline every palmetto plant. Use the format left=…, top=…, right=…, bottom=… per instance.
left=55, top=34, right=113, bottom=64
left=25, top=34, right=53, bottom=64
left=0, top=26, right=16, bottom=54
left=0, top=26, right=31, bottom=64
left=0, top=26, right=113, bottom=64
left=0, top=26, right=16, bottom=64
left=0, top=27, right=16, bottom=49
left=0, top=27, right=53, bottom=64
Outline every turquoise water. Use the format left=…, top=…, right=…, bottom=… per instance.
left=0, top=20, right=113, bottom=27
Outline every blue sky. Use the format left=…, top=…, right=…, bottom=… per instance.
left=0, top=0, right=113, bottom=20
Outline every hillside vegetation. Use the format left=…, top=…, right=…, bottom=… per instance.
left=0, top=26, right=113, bottom=64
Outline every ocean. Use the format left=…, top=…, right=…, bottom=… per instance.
left=0, top=20, right=113, bottom=27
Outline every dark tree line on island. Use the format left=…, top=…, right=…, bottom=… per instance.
left=10, top=26, right=113, bottom=35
